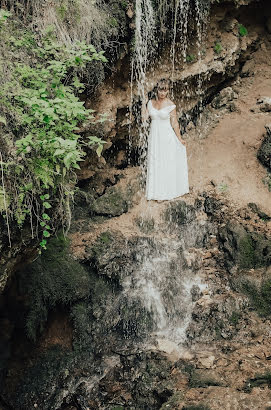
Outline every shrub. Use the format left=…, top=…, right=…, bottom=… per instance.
left=0, top=12, right=107, bottom=248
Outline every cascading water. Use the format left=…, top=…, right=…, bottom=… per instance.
left=122, top=236, right=207, bottom=344
left=128, top=0, right=211, bottom=347
left=132, top=0, right=156, bottom=181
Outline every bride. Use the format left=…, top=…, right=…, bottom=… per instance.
left=144, top=78, right=189, bottom=201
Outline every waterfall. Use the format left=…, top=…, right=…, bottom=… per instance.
left=122, top=236, right=208, bottom=345
left=131, top=0, right=210, bottom=173
left=128, top=0, right=211, bottom=346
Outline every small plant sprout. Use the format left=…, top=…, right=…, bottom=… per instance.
left=214, top=42, right=222, bottom=54
left=239, top=24, right=248, bottom=37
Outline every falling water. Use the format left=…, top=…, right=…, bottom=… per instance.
left=128, top=0, right=211, bottom=345
left=122, top=236, right=207, bottom=344
left=132, top=0, right=156, bottom=181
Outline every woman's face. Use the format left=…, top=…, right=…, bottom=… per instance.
left=157, top=87, right=168, bottom=99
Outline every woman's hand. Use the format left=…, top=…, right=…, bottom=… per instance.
left=179, top=138, right=186, bottom=145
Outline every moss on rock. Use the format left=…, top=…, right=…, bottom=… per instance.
left=17, top=235, right=92, bottom=341
left=219, top=222, right=271, bottom=270
left=91, top=186, right=129, bottom=217
left=165, top=201, right=196, bottom=226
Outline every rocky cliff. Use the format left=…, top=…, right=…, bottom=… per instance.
left=0, top=0, right=271, bottom=409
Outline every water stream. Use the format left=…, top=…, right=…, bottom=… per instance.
left=127, top=0, right=211, bottom=346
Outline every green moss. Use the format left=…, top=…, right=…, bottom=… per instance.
left=189, top=373, right=221, bottom=388
left=229, top=311, right=241, bottom=326
left=241, top=279, right=271, bottom=317
left=13, top=345, right=76, bottom=409
left=108, top=17, right=119, bottom=27
left=18, top=235, right=92, bottom=341
left=92, top=187, right=128, bottom=217
left=238, top=235, right=255, bottom=268
left=90, top=231, right=113, bottom=258
left=186, top=54, right=196, bottom=63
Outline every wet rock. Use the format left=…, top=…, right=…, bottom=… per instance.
left=204, top=196, right=223, bottom=216
left=165, top=201, right=196, bottom=225
left=248, top=202, right=271, bottom=221
left=257, top=124, right=271, bottom=171
left=211, top=87, right=238, bottom=109
left=91, top=185, right=129, bottom=217
left=196, top=356, right=216, bottom=369
left=219, top=222, right=271, bottom=270
left=85, top=231, right=150, bottom=280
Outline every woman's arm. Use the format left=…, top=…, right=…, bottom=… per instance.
left=170, top=108, right=186, bottom=145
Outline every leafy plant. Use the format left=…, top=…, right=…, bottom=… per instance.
left=239, top=24, right=248, bottom=37
left=0, top=12, right=107, bottom=248
left=217, top=182, right=228, bottom=193
left=186, top=54, right=196, bottom=63
left=214, top=42, right=222, bottom=54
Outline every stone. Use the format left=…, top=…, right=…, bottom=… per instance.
left=156, top=339, right=181, bottom=361
left=257, top=97, right=271, bottom=112
left=197, top=355, right=216, bottom=369
left=248, top=203, right=271, bottom=221
left=91, top=186, right=129, bottom=217
left=211, top=87, right=237, bottom=109
left=257, top=125, right=271, bottom=171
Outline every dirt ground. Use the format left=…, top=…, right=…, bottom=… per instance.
left=188, top=40, right=271, bottom=214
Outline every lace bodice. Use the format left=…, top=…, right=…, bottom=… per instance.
left=147, top=100, right=176, bottom=121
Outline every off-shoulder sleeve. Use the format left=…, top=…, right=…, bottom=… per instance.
left=168, top=104, right=176, bottom=113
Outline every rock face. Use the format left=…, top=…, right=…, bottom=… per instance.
left=1, top=0, right=271, bottom=409
left=258, top=124, right=271, bottom=171
left=1, top=183, right=271, bottom=409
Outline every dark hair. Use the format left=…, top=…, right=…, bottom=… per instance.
left=157, top=78, right=170, bottom=90
left=150, top=78, right=171, bottom=99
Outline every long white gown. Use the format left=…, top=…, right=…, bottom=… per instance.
left=146, top=100, right=189, bottom=200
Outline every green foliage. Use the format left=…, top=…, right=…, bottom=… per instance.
left=0, top=9, right=11, bottom=27
left=0, top=12, right=107, bottom=247
left=217, top=182, right=228, bottom=193
left=239, top=24, right=248, bottom=37
left=186, top=54, right=196, bottom=63
left=213, top=42, right=222, bottom=54
left=238, top=235, right=255, bottom=268
left=18, top=235, right=92, bottom=341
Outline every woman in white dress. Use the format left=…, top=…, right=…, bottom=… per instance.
left=144, top=79, right=189, bottom=201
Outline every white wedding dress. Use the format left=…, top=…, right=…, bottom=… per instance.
left=146, top=100, right=189, bottom=200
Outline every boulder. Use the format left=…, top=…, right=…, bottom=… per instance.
left=257, top=97, right=271, bottom=112
left=257, top=124, right=271, bottom=171
left=211, top=87, right=238, bottom=109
